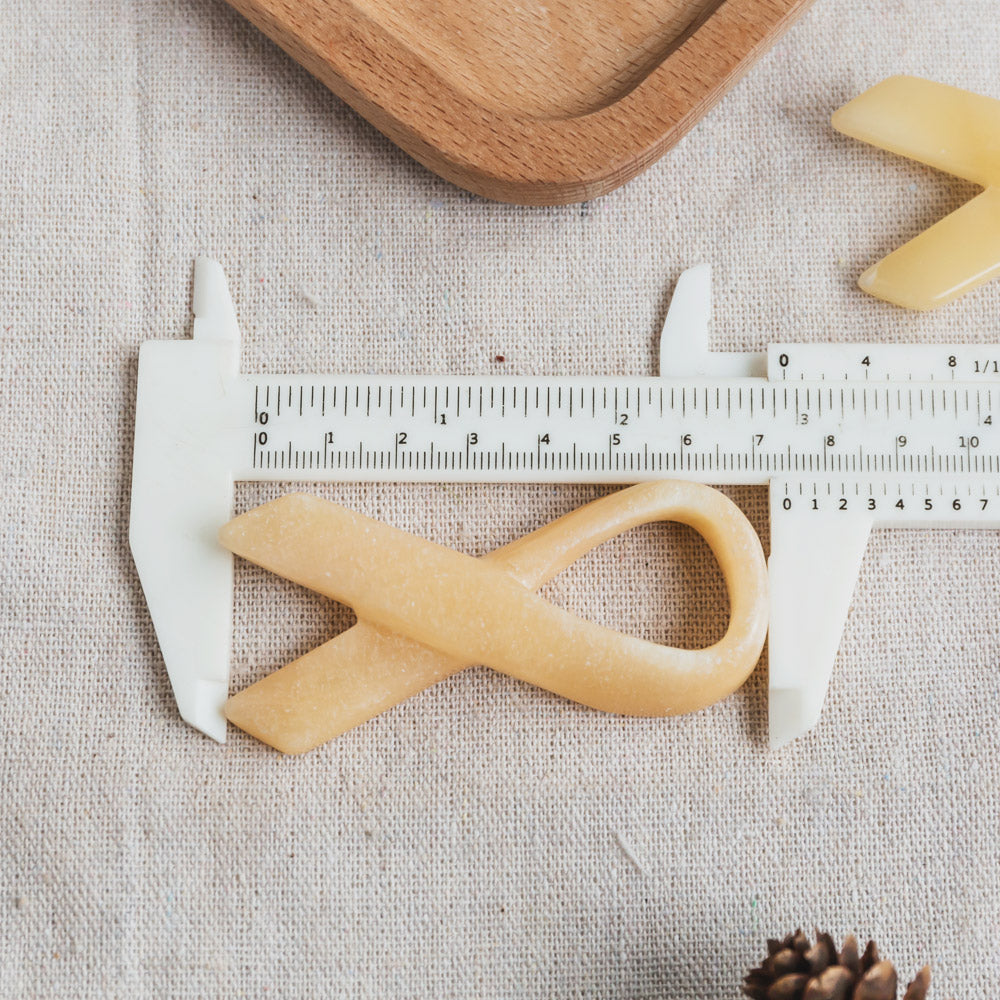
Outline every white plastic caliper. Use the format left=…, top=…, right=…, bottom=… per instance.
left=130, top=259, right=1000, bottom=746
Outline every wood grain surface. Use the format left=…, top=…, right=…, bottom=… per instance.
left=223, top=0, right=815, bottom=204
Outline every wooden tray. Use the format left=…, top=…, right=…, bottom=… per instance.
left=224, top=0, right=814, bottom=204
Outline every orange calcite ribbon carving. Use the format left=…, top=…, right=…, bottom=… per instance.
left=220, top=482, right=769, bottom=753
left=833, top=76, right=1000, bottom=310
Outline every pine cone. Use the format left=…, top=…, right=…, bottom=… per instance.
left=743, top=930, right=931, bottom=1000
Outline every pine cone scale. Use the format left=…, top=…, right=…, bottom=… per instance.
left=768, top=973, right=810, bottom=1000
left=903, top=966, right=931, bottom=1000
left=768, top=948, right=808, bottom=978
left=804, top=966, right=853, bottom=1000
left=861, top=941, right=881, bottom=973
left=854, top=961, right=898, bottom=1000
left=804, top=938, right=834, bottom=976
left=839, top=935, right=861, bottom=975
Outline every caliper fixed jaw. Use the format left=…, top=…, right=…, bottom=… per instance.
left=129, top=259, right=242, bottom=742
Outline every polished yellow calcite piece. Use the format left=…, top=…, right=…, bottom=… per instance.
left=220, top=482, right=769, bottom=753
left=833, top=76, right=1000, bottom=310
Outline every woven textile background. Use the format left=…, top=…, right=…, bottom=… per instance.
left=2, top=1, right=999, bottom=996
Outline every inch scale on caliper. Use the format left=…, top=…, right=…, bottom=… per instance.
left=130, top=260, right=1000, bottom=747
left=248, top=371, right=1000, bottom=484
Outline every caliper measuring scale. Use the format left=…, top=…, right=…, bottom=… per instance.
left=130, top=260, right=1000, bottom=747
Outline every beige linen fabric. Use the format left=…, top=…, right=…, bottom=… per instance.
left=2, top=1, right=999, bottom=996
